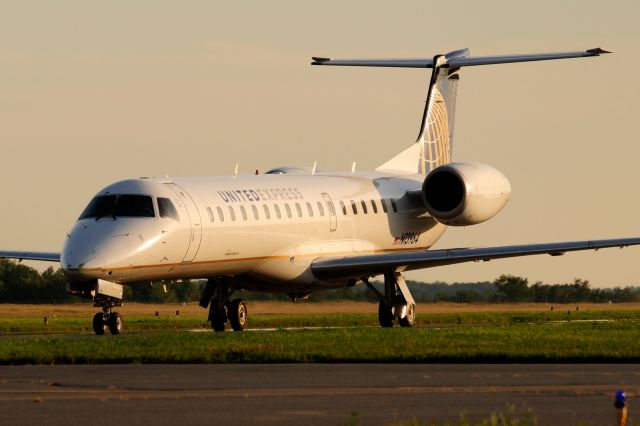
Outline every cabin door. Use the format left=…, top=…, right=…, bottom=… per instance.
left=322, top=192, right=337, bottom=232
left=165, top=183, right=203, bottom=262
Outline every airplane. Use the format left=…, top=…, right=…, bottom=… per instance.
left=2, top=47, right=639, bottom=335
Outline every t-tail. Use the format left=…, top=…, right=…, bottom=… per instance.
left=312, top=47, right=610, bottom=175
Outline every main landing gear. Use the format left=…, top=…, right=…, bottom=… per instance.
left=364, top=271, right=416, bottom=328
left=200, top=278, right=248, bottom=332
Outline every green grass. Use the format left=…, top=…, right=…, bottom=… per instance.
left=4, top=308, right=640, bottom=333
left=2, top=317, right=640, bottom=364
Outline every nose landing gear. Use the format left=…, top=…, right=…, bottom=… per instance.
left=92, top=310, right=123, bottom=335
left=68, top=278, right=124, bottom=335
left=93, top=298, right=123, bottom=335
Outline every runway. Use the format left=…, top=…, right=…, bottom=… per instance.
left=1, top=364, right=638, bottom=425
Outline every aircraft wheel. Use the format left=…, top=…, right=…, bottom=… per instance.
left=107, top=312, right=123, bottom=335
left=93, top=313, right=106, bottom=335
left=398, top=303, right=416, bottom=328
left=229, top=299, right=248, bottom=331
left=378, top=300, right=394, bottom=328
left=210, top=303, right=228, bottom=332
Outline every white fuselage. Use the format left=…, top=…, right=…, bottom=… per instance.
left=61, top=171, right=445, bottom=293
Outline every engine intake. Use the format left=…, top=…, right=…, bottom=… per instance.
left=422, top=162, right=511, bottom=226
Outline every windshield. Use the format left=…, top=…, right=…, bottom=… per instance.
left=79, top=195, right=155, bottom=219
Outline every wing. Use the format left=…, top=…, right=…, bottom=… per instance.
left=0, top=251, right=61, bottom=262
left=311, top=238, right=640, bottom=281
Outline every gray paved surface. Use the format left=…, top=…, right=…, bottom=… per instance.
left=0, top=364, right=638, bottom=425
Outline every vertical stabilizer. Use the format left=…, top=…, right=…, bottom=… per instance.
left=376, top=49, right=467, bottom=174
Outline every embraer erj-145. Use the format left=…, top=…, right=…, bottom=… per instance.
left=2, top=47, right=638, bottom=335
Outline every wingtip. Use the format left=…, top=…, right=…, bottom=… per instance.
left=587, top=47, right=613, bottom=55
left=311, top=56, right=330, bottom=65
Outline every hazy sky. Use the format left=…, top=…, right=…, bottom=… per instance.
left=1, top=1, right=639, bottom=287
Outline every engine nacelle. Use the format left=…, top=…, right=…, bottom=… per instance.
left=422, top=162, right=511, bottom=226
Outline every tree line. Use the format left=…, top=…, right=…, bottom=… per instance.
left=1, top=259, right=639, bottom=304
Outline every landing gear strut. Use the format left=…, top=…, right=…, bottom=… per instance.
left=200, top=278, right=248, bottom=332
left=365, top=271, right=416, bottom=328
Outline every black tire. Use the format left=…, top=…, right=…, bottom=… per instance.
left=107, top=312, right=123, bottom=335
left=210, top=303, right=228, bottom=332
left=398, top=303, right=416, bottom=328
left=93, top=313, right=106, bottom=335
left=229, top=299, right=248, bottom=331
left=378, top=300, right=394, bottom=328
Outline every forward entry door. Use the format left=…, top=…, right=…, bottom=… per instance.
left=165, top=183, right=203, bottom=262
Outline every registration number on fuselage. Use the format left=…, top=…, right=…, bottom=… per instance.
left=393, top=232, right=421, bottom=245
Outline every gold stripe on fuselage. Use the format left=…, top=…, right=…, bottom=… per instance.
left=69, top=245, right=432, bottom=274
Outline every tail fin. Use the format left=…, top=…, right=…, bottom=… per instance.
left=312, top=47, right=610, bottom=175
left=378, top=49, right=467, bottom=174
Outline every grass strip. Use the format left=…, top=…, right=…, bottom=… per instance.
left=1, top=321, right=640, bottom=364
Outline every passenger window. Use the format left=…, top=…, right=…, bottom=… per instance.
left=263, top=204, right=271, bottom=219
left=391, top=199, right=398, bottom=213
left=351, top=200, right=358, bottom=215
left=339, top=201, right=347, bottom=215
left=295, top=203, right=303, bottom=218
left=285, top=204, right=292, bottom=218
left=274, top=204, right=282, bottom=219
left=360, top=200, right=368, bottom=214
left=228, top=206, right=236, bottom=221
left=240, top=205, right=248, bottom=221
left=157, top=197, right=179, bottom=220
left=113, top=195, right=155, bottom=218
left=306, top=202, right=314, bottom=217
left=381, top=199, right=388, bottom=213
left=207, top=207, right=215, bottom=222
left=317, top=201, right=325, bottom=216
left=251, top=205, right=259, bottom=220
left=217, top=206, right=225, bottom=222
left=370, top=200, right=378, bottom=214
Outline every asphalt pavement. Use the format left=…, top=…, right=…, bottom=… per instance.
left=1, top=364, right=638, bottom=425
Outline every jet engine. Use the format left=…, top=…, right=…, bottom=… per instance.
left=421, top=162, right=511, bottom=226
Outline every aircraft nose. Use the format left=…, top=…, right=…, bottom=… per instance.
left=62, top=236, right=104, bottom=278
left=61, top=221, right=110, bottom=277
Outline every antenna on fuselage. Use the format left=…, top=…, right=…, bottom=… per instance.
left=234, top=163, right=239, bottom=177
left=351, top=161, right=357, bottom=174
left=312, top=161, right=317, bottom=175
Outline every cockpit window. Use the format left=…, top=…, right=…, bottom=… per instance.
left=158, top=197, right=179, bottom=220
left=79, top=194, right=155, bottom=219
left=79, top=195, right=117, bottom=220
left=113, top=195, right=155, bottom=217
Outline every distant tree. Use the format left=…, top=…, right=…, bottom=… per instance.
left=452, top=289, right=482, bottom=303
left=493, top=275, right=530, bottom=302
left=3, top=258, right=640, bottom=304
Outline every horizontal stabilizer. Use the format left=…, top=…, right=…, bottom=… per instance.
left=311, top=48, right=610, bottom=69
